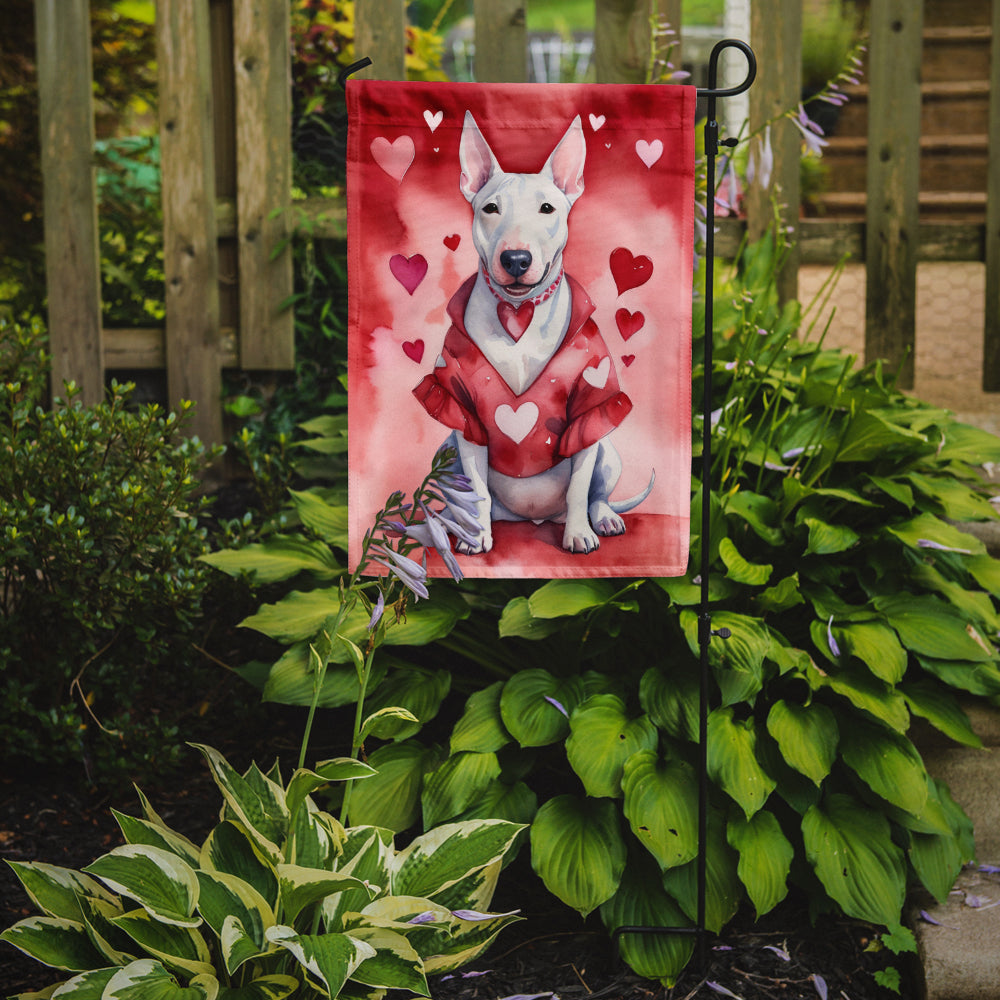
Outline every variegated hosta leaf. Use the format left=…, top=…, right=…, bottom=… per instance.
left=765, top=700, right=838, bottom=786
left=200, top=822, right=278, bottom=910
left=661, top=810, right=742, bottom=934
left=191, top=746, right=287, bottom=863
left=565, top=695, right=658, bottom=799
left=707, top=707, right=776, bottom=819
left=323, top=829, right=393, bottom=931
left=344, top=926, right=429, bottom=995
left=499, top=669, right=585, bottom=747
left=195, top=871, right=274, bottom=974
left=362, top=667, right=451, bottom=741
left=391, top=820, right=524, bottom=901
left=0, top=916, right=107, bottom=971
left=112, top=811, right=202, bottom=868
left=421, top=751, right=501, bottom=829
left=77, top=894, right=136, bottom=966
left=529, top=795, right=626, bottom=917
left=347, top=740, right=442, bottom=832
left=621, top=751, right=699, bottom=871
left=285, top=760, right=375, bottom=823
left=45, top=966, right=118, bottom=997
left=727, top=810, right=793, bottom=917
left=102, top=958, right=218, bottom=999
left=265, top=926, right=375, bottom=998
left=288, top=802, right=344, bottom=870
left=421, top=906, right=522, bottom=975
left=421, top=859, right=501, bottom=916
left=276, top=864, right=375, bottom=925
left=4, top=861, right=118, bottom=922
left=110, top=908, right=214, bottom=979
left=802, top=793, right=906, bottom=926
left=83, top=845, right=200, bottom=928
left=599, top=853, right=694, bottom=987
left=450, top=682, right=511, bottom=754
left=214, top=974, right=299, bottom=1000
left=838, top=718, right=929, bottom=817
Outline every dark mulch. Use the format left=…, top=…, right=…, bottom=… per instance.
left=1, top=747, right=915, bottom=1000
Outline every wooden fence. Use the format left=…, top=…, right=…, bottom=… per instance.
left=33, top=0, right=1000, bottom=445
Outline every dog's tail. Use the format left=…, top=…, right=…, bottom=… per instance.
left=609, top=470, right=655, bottom=514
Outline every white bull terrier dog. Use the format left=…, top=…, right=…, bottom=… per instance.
left=413, top=110, right=654, bottom=555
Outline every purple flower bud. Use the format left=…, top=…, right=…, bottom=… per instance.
left=812, top=974, right=828, bottom=1000
left=544, top=695, right=569, bottom=718
left=827, top=616, right=841, bottom=658
left=367, top=590, right=385, bottom=631
left=407, top=911, right=438, bottom=925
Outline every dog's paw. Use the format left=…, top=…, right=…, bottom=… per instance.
left=590, top=502, right=626, bottom=537
left=456, top=530, right=493, bottom=556
left=563, top=524, right=600, bottom=554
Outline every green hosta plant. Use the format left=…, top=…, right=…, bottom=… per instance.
left=1, top=743, right=523, bottom=999
left=340, top=234, right=999, bottom=985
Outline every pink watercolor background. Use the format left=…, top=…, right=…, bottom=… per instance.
left=347, top=80, right=696, bottom=578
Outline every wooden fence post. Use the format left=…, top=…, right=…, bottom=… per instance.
left=355, top=0, right=407, bottom=80
left=34, top=0, right=104, bottom=405
left=474, top=0, right=527, bottom=82
left=594, top=0, right=652, bottom=84
left=983, top=0, right=1000, bottom=390
left=233, top=0, right=294, bottom=370
left=746, top=0, right=801, bottom=306
left=157, top=0, right=223, bottom=445
left=864, top=0, right=923, bottom=389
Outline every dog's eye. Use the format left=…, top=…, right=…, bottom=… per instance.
left=483, top=202, right=500, bottom=215
left=539, top=202, right=555, bottom=214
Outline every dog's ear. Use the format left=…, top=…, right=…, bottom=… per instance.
left=459, top=111, right=500, bottom=203
left=544, top=115, right=586, bottom=205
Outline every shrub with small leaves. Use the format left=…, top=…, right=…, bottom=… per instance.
left=0, top=317, right=220, bottom=783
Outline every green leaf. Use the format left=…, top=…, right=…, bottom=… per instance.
left=639, top=664, right=699, bottom=742
left=421, top=751, right=502, bottom=828
left=718, top=537, right=772, bottom=585
left=452, top=779, right=538, bottom=827
left=755, top=573, right=804, bottom=614
left=874, top=594, right=995, bottom=662
left=621, top=751, right=699, bottom=871
left=935, top=421, right=1000, bottom=464
left=499, top=670, right=584, bottom=747
left=901, top=680, right=982, bottom=748
left=661, top=810, right=741, bottom=933
left=835, top=621, right=908, bottom=684
left=530, top=795, right=626, bottom=917
left=680, top=610, right=770, bottom=706
left=909, top=825, right=966, bottom=905
left=265, top=926, right=374, bottom=997
left=727, top=811, right=793, bottom=917
left=362, top=667, right=451, bottom=740
left=216, top=976, right=299, bottom=1000
left=566, top=695, right=658, bottom=798
left=4, top=862, right=118, bottom=923
left=527, top=579, right=617, bottom=618
left=103, top=959, right=218, bottom=1000
left=599, top=853, right=694, bottom=987
left=966, top=553, right=1000, bottom=597
left=808, top=661, right=910, bottom=732
left=360, top=706, right=421, bottom=742
left=285, top=760, right=376, bottom=822
left=497, top=597, right=564, bottom=639
left=346, top=926, right=428, bottom=994
left=724, top=490, right=784, bottom=545
left=906, top=472, right=999, bottom=521
left=392, top=819, right=524, bottom=900
left=886, top=512, right=985, bottom=556
left=835, top=410, right=927, bottom=463
left=802, top=793, right=906, bottom=926
left=288, top=489, right=348, bottom=546
left=200, top=535, right=341, bottom=584
left=260, top=643, right=386, bottom=709
left=450, top=682, right=511, bottom=754
left=802, top=517, right=859, bottom=556
left=916, top=655, right=1000, bottom=697
left=111, top=909, right=214, bottom=978
left=839, top=718, right=929, bottom=817
left=765, top=700, right=838, bottom=786
left=347, top=740, right=441, bottom=832
left=707, top=708, right=776, bottom=819
left=83, top=846, right=200, bottom=928
left=0, top=916, right=107, bottom=972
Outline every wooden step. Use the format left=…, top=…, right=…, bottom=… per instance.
left=922, top=0, right=991, bottom=28
left=813, top=190, right=987, bottom=222
left=922, top=25, right=993, bottom=83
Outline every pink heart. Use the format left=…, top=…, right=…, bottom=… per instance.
left=610, top=247, right=653, bottom=296
left=635, top=138, right=663, bottom=169
left=389, top=253, right=427, bottom=295
left=423, top=109, right=443, bottom=132
left=402, top=340, right=424, bottom=363
left=622, top=354, right=636, bottom=367
left=589, top=113, right=606, bottom=131
left=496, top=300, right=535, bottom=341
left=370, top=135, right=415, bottom=183
left=616, top=308, right=646, bottom=341
left=495, top=402, right=538, bottom=444
left=443, top=234, right=461, bottom=251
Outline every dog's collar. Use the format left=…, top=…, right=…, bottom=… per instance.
left=481, top=266, right=564, bottom=307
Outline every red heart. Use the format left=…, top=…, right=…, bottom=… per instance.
left=402, top=339, right=424, bottom=363
left=443, top=234, right=461, bottom=251
left=622, top=354, right=636, bottom=367
left=389, top=253, right=428, bottom=295
left=616, top=308, right=646, bottom=341
left=610, top=247, right=653, bottom=296
left=496, top=300, right=535, bottom=341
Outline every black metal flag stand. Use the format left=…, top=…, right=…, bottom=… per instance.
left=340, top=37, right=758, bottom=974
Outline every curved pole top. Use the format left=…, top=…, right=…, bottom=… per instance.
left=696, top=39, right=756, bottom=99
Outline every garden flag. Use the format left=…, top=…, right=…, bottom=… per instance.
left=347, top=80, right=696, bottom=578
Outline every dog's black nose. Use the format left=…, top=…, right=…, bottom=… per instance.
left=500, top=250, right=532, bottom=279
